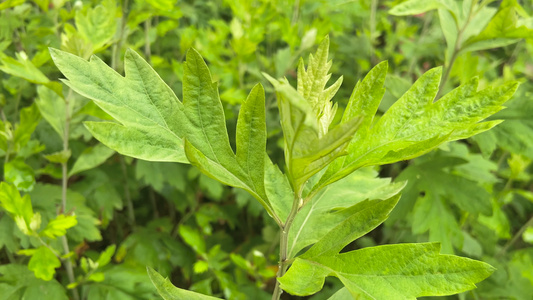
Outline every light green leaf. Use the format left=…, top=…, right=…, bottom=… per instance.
left=315, top=67, right=518, bottom=191
left=96, top=244, right=116, bottom=267
left=0, top=0, right=25, bottom=10
left=69, top=144, right=115, bottom=176
left=462, top=4, right=533, bottom=52
left=35, top=85, right=66, bottom=140
left=75, top=0, right=118, bottom=52
left=178, top=225, right=206, bottom=255
left=297, top=36, right=341, bottom=137
left=0, top=264, right=68, bottom=300
left=236, top=84, right=267, bottom=205
left=182, top=50, right=277, bottom=221
left=40, top=214, right=77, bottom=239
left=389, top=0, right=443, bottom=16
left=28, top=246, right=61, bottom=281
left=85, top=121, right=184, bottom=162
left=0, top=51, right=50, bottom=84
left=147, top=267, right=222, bottom=300
left=44, top=150, right=71, bottom=164
left=279, top=243, right=494, bottom=299
left=50, top=47, right=187, bottom=163
left=0, top=182, right=33, bottom=230
left=288, top=168, right=405, bottom=258
left=4, top=158, right=35, bottom=192
left=13, top=103, right=41, bottom=152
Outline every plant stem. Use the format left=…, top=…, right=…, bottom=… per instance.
left=60, top=89, right=80, bottom=300
left=272, top=194, right=301, bottom=300
left=497, top=215, right=533, bottom=257
left=119, top=156, right=135, bottom=226
left=144, top=18, right=151, bottom=62
left=369, top=0, right=378, bottom=65
left=436, top=0, right=476, bottom=99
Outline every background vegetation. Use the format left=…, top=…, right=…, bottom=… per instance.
left=0, top=0, right=532, bottom=299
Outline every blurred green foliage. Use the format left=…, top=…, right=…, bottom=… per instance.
left=0, top=0, right=532, bottom=299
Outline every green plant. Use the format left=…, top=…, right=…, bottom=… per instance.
left=49, top=34, right=518, bottom=299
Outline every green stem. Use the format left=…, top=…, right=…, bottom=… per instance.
left=144, top=18, right=152, bottom=62
left=369, top=0, right=378, bottom=65
left=497, top=215, right=533, bottom=257
left=60, top=89, right=79, bottom=300
left=271, top=194, right=301, bottom=300
left=436, top=0, right=476, bottom=99
left=119, top=157, right=135, bottom=226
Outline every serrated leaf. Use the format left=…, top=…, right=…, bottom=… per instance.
left=0, top=182, right=33, bottom=231
left=75, top=0, right=117, bottom=52
left=50, top=47, right=188, bottom=163
left=28, top=246, right=61, bottom=281
left=69, top=144, right=115, bottom=176
left=147, top=267, right=222, bottom=300
left=288, top=168, right=405, bottom=258
left=40, top=214, right=77, bottom=239
left=297, top=36, right=341, bottom=136
left=279, top=243, right=494, bottom=299
left=96, top=244, right=116, bottom=268
left=4, top=158, right=35, bottom=192
left=315, top=66, right=518, bottom=192
left=181, top=50, right=276, bottom=220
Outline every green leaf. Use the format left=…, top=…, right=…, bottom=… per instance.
left=75, top=0, right=118, bottom=52
left=50, top=47, right=188, bottom=163
left=0, top=182, right=33, bottom=231
left=4, top=158, right=35, bottom=192
left=462, top=4, right=533, bottom=52
left=297, top=36, right=341, bottom=136
left=35, top=85, right=66, bottom=140
left=44, top=150, right=72, bottom=164
left=85, top=121, right=185, bottom=163
left=0, top=0, right=25, bottom=10
left=279, top=243, right=494, bottom=299
left=0, top=264, right=68, bottom=300
left=147, top=267, right=222, bottom=300
left=178, top=224, right=206, bottom=255
left=315, top=67, right=518, bottom=191
left=39, top=214, right=77, bottom=239
left=13, top=103, right=41, bottom=152
left=27, top=246, right=61, bottom=281
left=288, top=168, right=405, bottom=258
left=0, top=51, right=50, bottom=84
left=389, top=0, right=444, bottom=16
left=69, top=144, right=115, bottom=176
left=182, top=50, right=278, bottom=220
left=96, top=244, right=116, bottom=267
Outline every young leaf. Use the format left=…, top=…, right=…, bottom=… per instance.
left=297, top=36, right=341, bottom=137
left=147, top=267, right=222, bottom=300
left=49, top=48, right=188, bottom=163
left=4, top=158, right=35, bottom=192
left=27, top=246, right=61, bottom=281
left=40, top=214, right=77, bottom=239
left=74, top=0, right=117, bottom=52
left=0, top=182, right=34, bottom=231
left=279, top=243, right=494, bottom=299
left=315, top=66, right=519, bottom=192
left=389, top=0, right=445, bottom=16
left=0, top=51, right=50, bottom=84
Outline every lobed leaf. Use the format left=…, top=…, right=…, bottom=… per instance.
left=147, top=267, right=222, bottom=300
left=314, top=66, right=519, bottom=192
left=27, top=246, right=61, bottom=281
left=50, top=47, right=187, bottom=163
left=280, top=243, right=494, bottom=299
